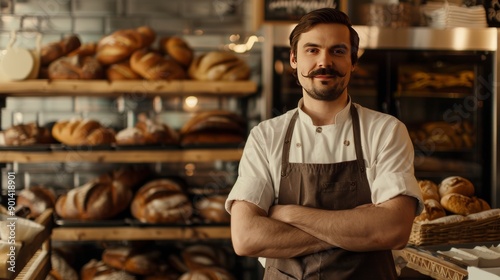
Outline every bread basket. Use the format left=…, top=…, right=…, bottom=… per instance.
left=409, top=209, right=500, bottom=246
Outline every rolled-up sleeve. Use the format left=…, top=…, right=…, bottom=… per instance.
left=225, top=127, right=275, bottom=214
left=369, top=120, right=424, bottom=215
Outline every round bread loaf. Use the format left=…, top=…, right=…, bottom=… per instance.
left=116, top=116, right=179, bottom=146
left=16, top=185, right=56, bottom=218
left=438, top=176, right=475, bottom=198
left=414, top=198, right=446, bottom=222
left=130, top=49, right=186, bottom=80
left=96, top=26, right=155, bottom=65
left=48, top=55, right=104, bottom=80
left=131, top=179, right=193, bottom=223
left=51, top=119, right=116, bottom=146
left=440, top=193, right=488, bottom=216
left=418, top=180, right=440, bottom=201
left=160, top=36, right=194, bottom=68
left=178, top=267, right=235, bottom=280
left=48, top=250, right=78, bottom=280
left=80, top=259, right=137, bottom=280
left=106, top=61, right=141, bottom=80
left=55, top=179, right=133, bottom=220
left=195, top=195, right=230, bottom=223
left=188, top=51, right=250, bottom=81
left=0, top=122, right=56, bottom=146
left=102, top=246, right=168, bottom=276
left=181, top=245, right=229, bottom=271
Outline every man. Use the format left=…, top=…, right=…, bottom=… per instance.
left=225, top=8, right=423, bottom=280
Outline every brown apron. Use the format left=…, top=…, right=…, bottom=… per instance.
left=263, top=105, right=397, bottom=280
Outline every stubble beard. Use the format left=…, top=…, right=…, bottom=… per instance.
left=302, top=80, right=347, bottom=101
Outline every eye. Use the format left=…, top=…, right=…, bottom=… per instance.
left=305, top=48, right=319, bottom=54
left=332, top=48, right=348, bottom=56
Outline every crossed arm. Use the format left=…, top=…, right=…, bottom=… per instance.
left=230, top=195, right=417, bottom=258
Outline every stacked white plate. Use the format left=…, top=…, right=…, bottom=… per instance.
left=421, top=2, right=487, bottom=28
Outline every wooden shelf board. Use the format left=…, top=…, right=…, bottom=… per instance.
left=0, top=149, right=243, bottom=163
left=52, top=226, right=231, bottom=241
left=0, top=80, right=257, bottom=96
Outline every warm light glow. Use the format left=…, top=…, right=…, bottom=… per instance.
left=185, top=96, right=198, bottom=108
left=227, top=35, right=262, bottom=53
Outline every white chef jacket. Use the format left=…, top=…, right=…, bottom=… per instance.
left=225, top=98, right=424, bottom=215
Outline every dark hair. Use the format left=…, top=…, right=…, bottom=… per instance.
left=289, top=8, right=359, bottom=65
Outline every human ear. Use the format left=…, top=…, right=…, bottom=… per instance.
left=290, top=53, right=297, bottom=69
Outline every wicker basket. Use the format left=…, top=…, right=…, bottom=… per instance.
left=409, top=210, right=500, bottom=246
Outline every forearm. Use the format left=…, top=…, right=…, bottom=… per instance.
left=271, top=195, right=417, bottom=251
left=230, top=200, right=333, bottom=258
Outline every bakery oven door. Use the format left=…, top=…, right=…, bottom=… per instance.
left=271, top=46, right=382, bottom=117
left=393, top=50, right=494, bottom=202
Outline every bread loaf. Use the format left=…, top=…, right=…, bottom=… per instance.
left=116, top=115, right=179, bottom=145
left=418, top=180, right=440, bottom=201
left=159, top=36, right=194, bottom=68
left=80, top=259, right=137, bottom=280
left=55, top=179, right=132, bottom=220
left=98, top=166, right=151, bottom=190
left=48, top=250, right=79, bottom=280
left=182, top=245, right=229, bottom=271
left=0, top=122, right=56, bottom=146
left=188, top=51, right=250, bottom=81
left=438, top=176, right=475, bottom=198
left=16, top=185, right=56, bottom=218
left=102, top=247, right=169, bottom=276
left=48, top=55, right=104, bottom=80
left=41, top=35, right=81, bottom=66
left=67, top=42, right=97, bottom=58
left=130, top=49, right=186, bottom=80
left=414, top=199, right=446, bottom=222
left=51, top=119, right=116, bottom=146
left=180, top=110, right=246, bottom=146
left=195, top=195, right=230, bottom=223
left=96, top=26, right=156, bottom=65
left=106, top=61, right=141, bottom=80
left=440, top=193, right=487, bottom=216
left=131, top=179, right=193, bottom=223
left=178, top=267, right=235, bottom=280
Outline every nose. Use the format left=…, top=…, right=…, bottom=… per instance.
left=318, top=51, right=333, bottom=68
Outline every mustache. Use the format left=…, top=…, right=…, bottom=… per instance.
left=301, top=68, right=342, bottom=78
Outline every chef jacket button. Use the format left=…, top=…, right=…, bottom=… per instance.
left=316, top=127, right=322, bottom=133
